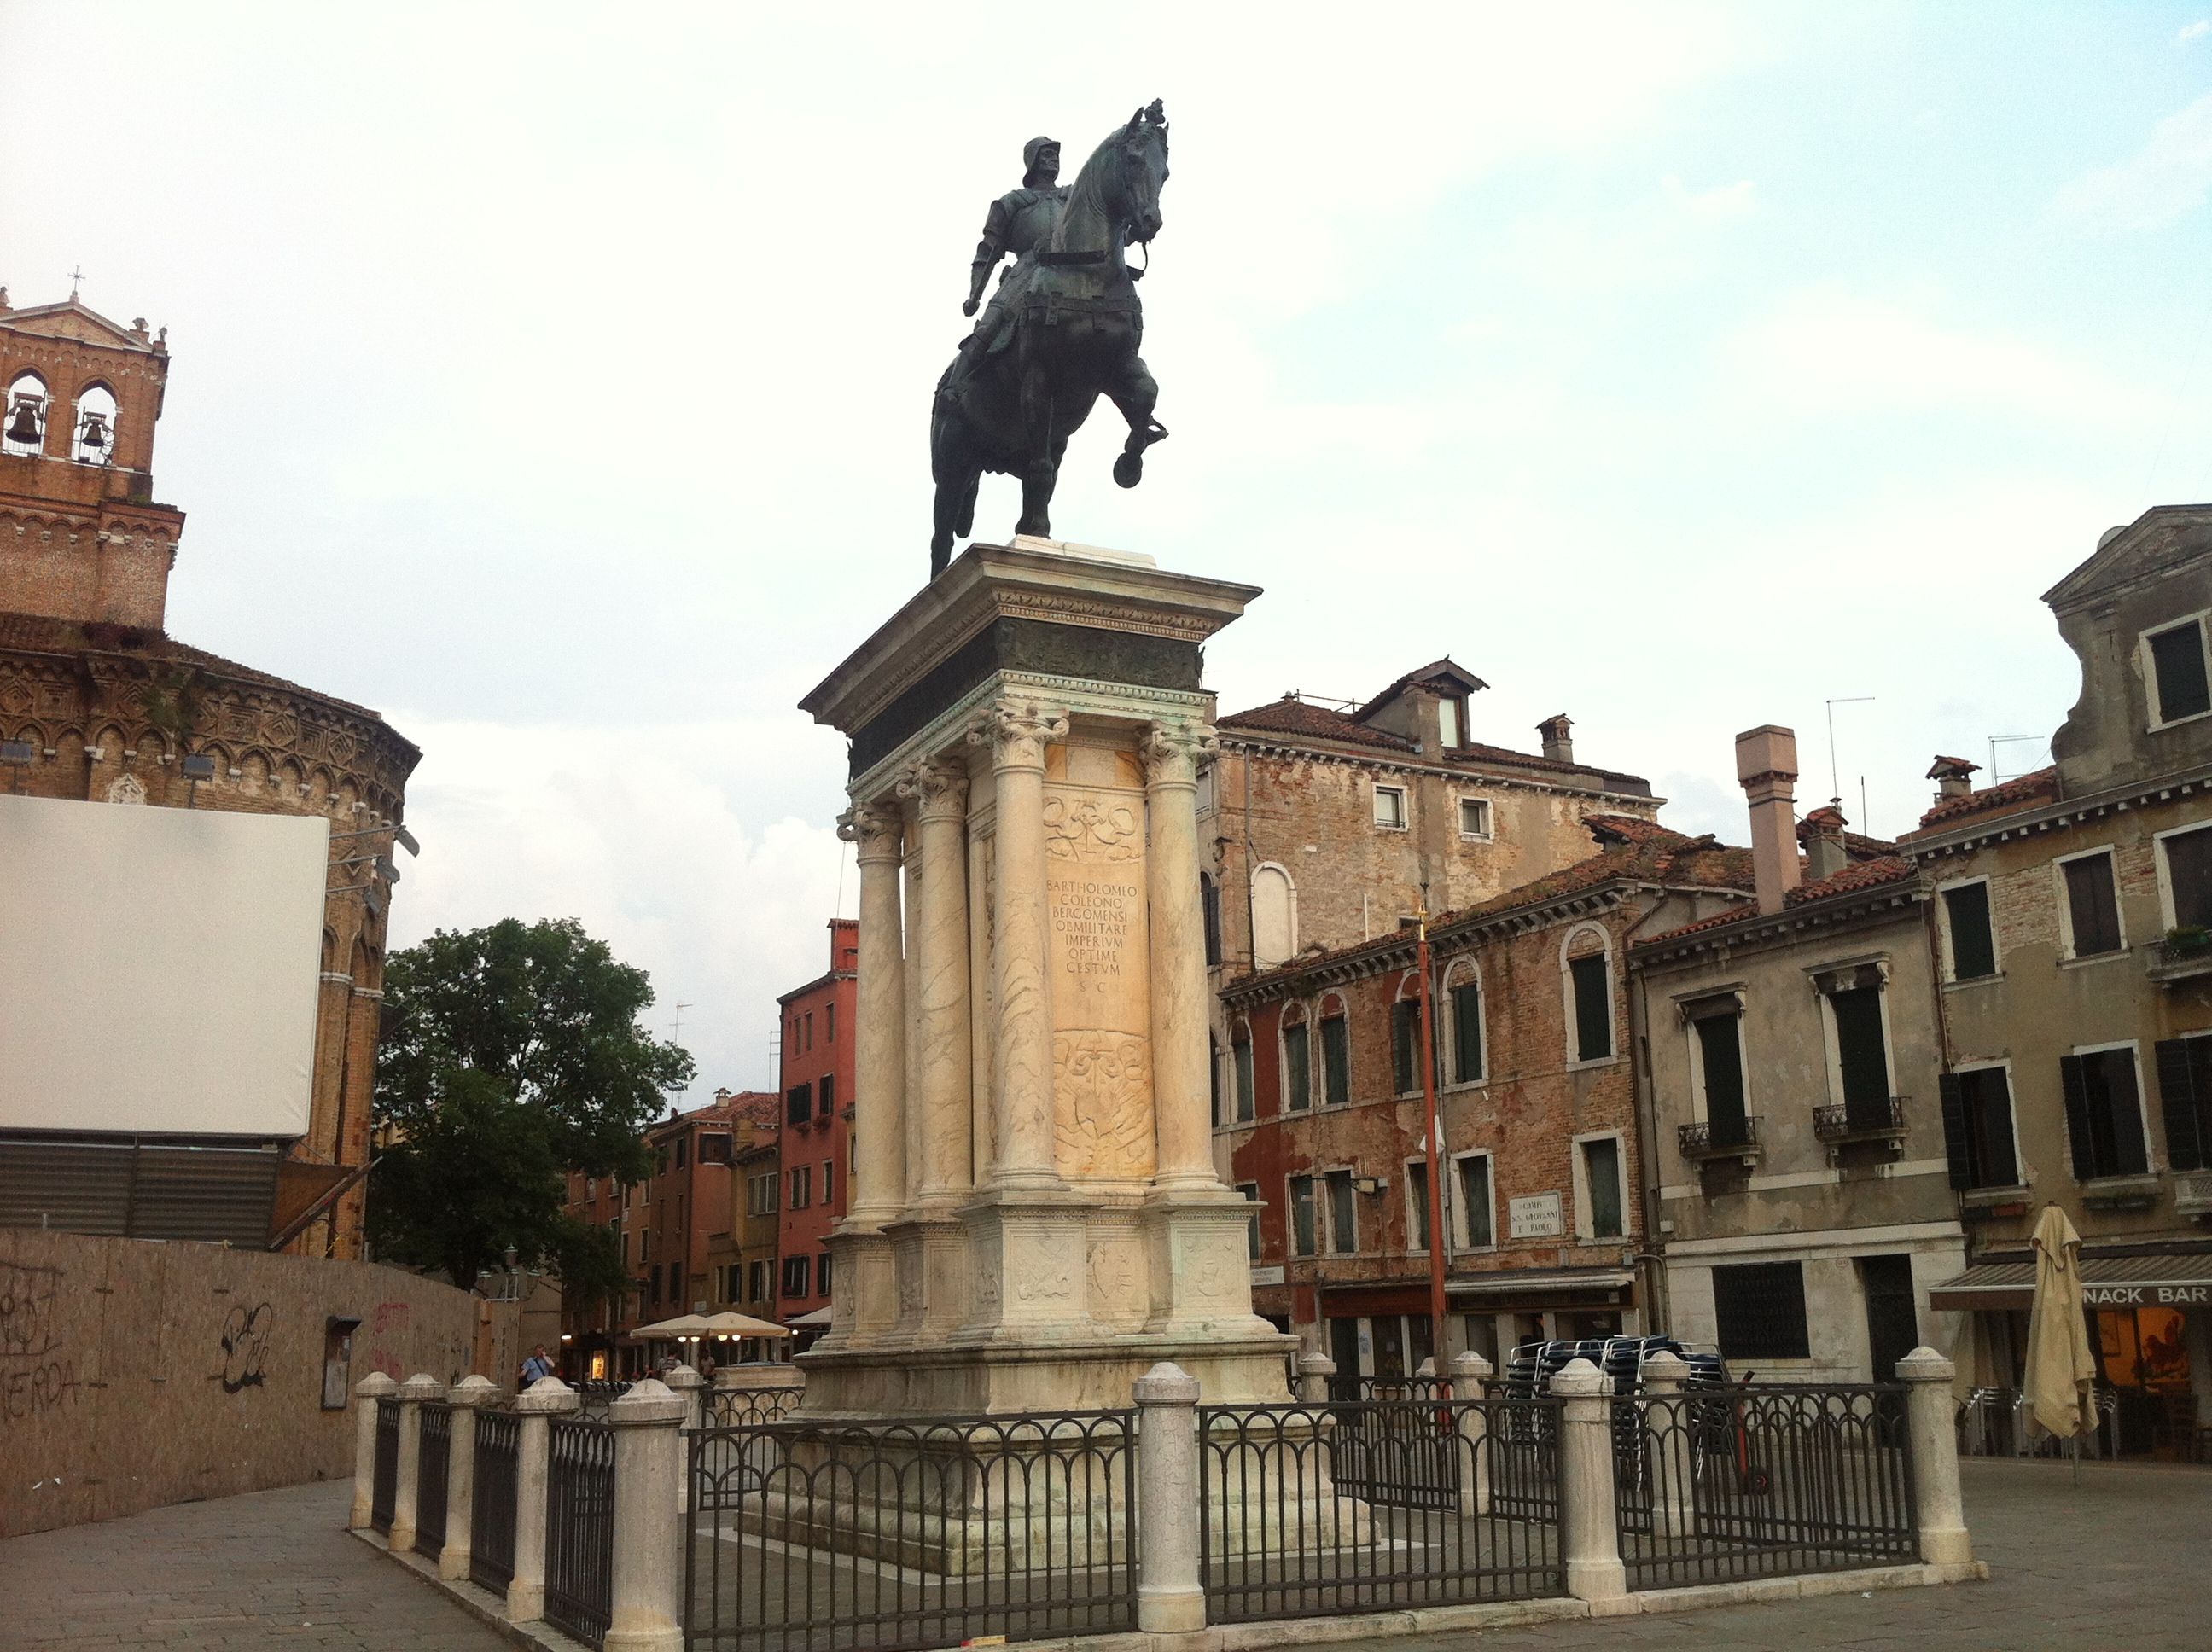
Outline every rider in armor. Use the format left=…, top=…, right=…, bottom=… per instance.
left=949, top=137, right=1067, bottom=386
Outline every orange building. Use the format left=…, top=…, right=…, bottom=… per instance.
left=776, top=920, right=857, bottom=1346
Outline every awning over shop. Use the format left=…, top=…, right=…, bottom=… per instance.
left=785, top=1306, right=833, bottom=1329
left=1447, top=1266, right=1633, bottom=1297
left=1930, top=1253, right=2212, bottom=1312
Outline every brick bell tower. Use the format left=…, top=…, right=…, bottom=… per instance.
left=0, top=284, right=186, bottom=630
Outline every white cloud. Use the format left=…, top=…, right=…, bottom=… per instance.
left=383, top=713, right=850, bottom=1103
left=2180, top=20, right=2209, bottom=42
left=2055, top=90, right=2212, bottom=230
left=1730, top=288, right=2154, bottom=421
left=1662, top=174, right=1758, bottom=219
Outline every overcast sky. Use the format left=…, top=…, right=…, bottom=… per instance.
left=6, top=3, right=2211, bottom=1102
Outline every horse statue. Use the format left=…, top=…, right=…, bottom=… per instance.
left=929, top=102, right=1171, bottom=576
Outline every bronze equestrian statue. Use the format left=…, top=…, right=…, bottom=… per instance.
left=930, top=102, right=1171, bottom=576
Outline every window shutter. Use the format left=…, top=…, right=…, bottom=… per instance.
left=2058, top=1055, right=2098, bottom=1180
left=1392, top=1000, right=1417, bottom=1094
left=1452, top=983, right=1483, bottom=1084
left=1936, top=1072, right=1973, bottom=1190
left=2156, top=1039, right=2207, bottom=1172
left=1695, top=1014, right=1748, bottom=1138
left=1570, top=954, right=1612, bottom=1061
left=1831, top=987, right=1890, bottom=1122
left=1321, top=1017, right=1350, bottom=1106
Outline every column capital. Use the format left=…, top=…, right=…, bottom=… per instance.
left=1140, top=720, right=1219, bottom=788
left=895, top=753, right=970, bottom=819
left=969, top=701, right=1069, bottom=772
left=839, top=800, right=905, bottom=861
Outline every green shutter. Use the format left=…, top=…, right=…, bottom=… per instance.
left=1695, top=1014, right=1747, bottom=1140
left=1830, top=987, right=1891, bottom=1126
left=2155, top=1039, right=2208, bottom=1172
left=2059, top=1054, right=2098, bottom=1178
left=1936, top=1072, right=1973, bottom=1190
left=1321, top=1016, right=1350, bottom=1106
left=1392, top=1000, right=1418, bottom=1094
left=1942, top=882, right=1998, bottom=980
left=1570, top=954, right=1612, bottom=1061
left=1284, top=1023, right=1311, bottom=1112
left=1452, top=982, right=1483, bottom=1084
left=1233, top=1038, right=1254, bottom=1121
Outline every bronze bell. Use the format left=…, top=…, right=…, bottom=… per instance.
left=4, top=396, right=40, bottom=446
left=79, top=411, right=108, bottom=451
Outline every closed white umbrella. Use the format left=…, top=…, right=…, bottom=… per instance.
left=2024, top=1204, right=2098, bottom=1443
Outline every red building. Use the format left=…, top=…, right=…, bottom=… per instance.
left=561, top=1088, right=779, bottom=1378
left=776, top=919, right=857, bottom=1346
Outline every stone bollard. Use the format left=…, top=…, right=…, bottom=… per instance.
left=605, top=1377, right=690, bottom=1652
left=1132, top=1362, right=1206, bottom=1633
left=509, top=1376, right=579, bottom=1623
left=1897, top=1347, right=1972, bottom=1566
left=440, top=1376, right=502, bottom=1581
left=388, top=1373, right=444, bottom=1554
left=350, top=1371, right=398, bottom=1530
left=1638, top=1350, right=1697, bottom=1541
left=1296, top=1349, right=1336, bottom=1405
left=1450, top=1352, right=1493, bottom=1518
left=663, top=1363, right=707, bottom=1516
left=1553, top=1358, right=1627, bottom=1604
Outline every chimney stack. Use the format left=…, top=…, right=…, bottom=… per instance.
left=1538, top=714, right=1574, bottom=765
left=1736, top=725, right=1802, bottom=916
left=1926, top=754, right=1980, bottom=803
left=1801, top=804, right=1849, bottom=881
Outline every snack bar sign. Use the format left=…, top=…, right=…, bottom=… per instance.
left=2081, top=1283, right=2209, bottom=1307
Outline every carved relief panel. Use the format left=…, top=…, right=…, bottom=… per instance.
left=1041, top=738, right=1155, bottom=1181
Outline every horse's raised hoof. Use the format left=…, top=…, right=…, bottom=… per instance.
left=1112, top=452, right=1144, bottom=489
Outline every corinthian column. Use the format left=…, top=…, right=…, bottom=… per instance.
left=1144, top=721, right=1222, bottom=1190
left=841, top=801, right=907, bottom=1224
left=970, top=701, right=1069, bottom=1191
left=896, top=755, right=974, bottom=1209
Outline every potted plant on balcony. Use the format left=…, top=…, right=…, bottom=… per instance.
left=2164, top=925, right=2212, bottom=959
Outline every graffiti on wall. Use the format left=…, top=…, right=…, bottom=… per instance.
left=218, top=1302, right=274, bottom=1393
left=0, top=1263, right=79, bottom=1425
left=364, top=1300, right=410, bottom=1379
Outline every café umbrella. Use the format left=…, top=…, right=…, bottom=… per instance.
left=2023, top=1203, right=2098, bottom=1469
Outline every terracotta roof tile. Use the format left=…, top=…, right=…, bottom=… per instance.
left=1350, top=656, right=1487, bottom=723
left=1912, top=765, right=2060, bottom=831
left=1636, top=854, right=1918, bottom=948
left=1217, top=696, right=1414, bottom=751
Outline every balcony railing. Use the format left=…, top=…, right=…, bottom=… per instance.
left=1813, top=1094, right=1909, bottom=1147
left=1677, top=1115, right=1761, bottom=1162
left=2146, top=932, right=2212, bottom=986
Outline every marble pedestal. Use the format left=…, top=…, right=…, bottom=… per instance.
left=797, top=537, right=1296, bottom=1425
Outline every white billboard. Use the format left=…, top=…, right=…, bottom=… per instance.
left=0, top=794, right=329, bottom=1138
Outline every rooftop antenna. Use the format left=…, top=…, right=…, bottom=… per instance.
left=671, top=1001, right=693, bottom=1047
left=1987, top=734, right=2044, bottom=783
left=1825, top=695, right=1875, bottom=807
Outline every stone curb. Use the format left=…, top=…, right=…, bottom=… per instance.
left=348, top=1527, right=593, bottom=1652
left=352, top=1522, right=1985, bottom=1652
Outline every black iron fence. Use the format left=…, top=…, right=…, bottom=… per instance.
left=1197, top=1397, right=1564, bottom=1623
left=1613, top=1385, right=1917, bottom=1590
left=574, top=1380, right=628, bottom=1421
left=1487, top=1400, right=1561, bottom=1524
left=684, top=1410, right=1138, bottom=1652
left=1323, top=1374, right=1452, bottom=1404
left=371, top=1396, right=399, bottom=1536
left=472, top=1408, right=521, bottom=1595
left=415, top=1402, right=453, bottom=1558
left=547, top=1416, right=617, bottom=1649
left=706, top=1387, right=805, bottom=1428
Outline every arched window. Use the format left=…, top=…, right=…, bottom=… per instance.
left=71, top=382, right=117, bottom=466
left=1561, top=923, right=1615, bottom=1065
left=1317, top=991, right=1351, bottom=1105
left=1280, top=1000, right=1313, bottom=1114
left=1251, top=863, right=1296, bottom=968
left=3, top=371, right=48, bottom=457
left=1441, top=956, right=1485, bottom=1085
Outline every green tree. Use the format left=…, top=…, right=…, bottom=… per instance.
left=369, top=916, right=693, bottom=1290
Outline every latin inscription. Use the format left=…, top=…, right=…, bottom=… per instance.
left=1051, top=876, right=1138, bottom=979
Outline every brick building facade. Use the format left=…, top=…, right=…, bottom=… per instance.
left=1220, top=816, right=1755, bottom=1372
left=775, top=919, right=856, bottom=1344
left=0, top=290, right=416, bottom=1258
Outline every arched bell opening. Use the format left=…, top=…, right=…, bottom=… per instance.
left=3, top=370, right=49, bottom=457
left=72, top=382, right=119, bottom=466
